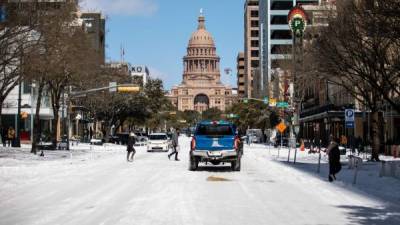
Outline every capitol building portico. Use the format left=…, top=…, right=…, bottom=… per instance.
left=169, top=12, right=235, bottom=112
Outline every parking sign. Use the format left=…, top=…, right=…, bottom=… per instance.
left=345, top=109, right=355, bottom=128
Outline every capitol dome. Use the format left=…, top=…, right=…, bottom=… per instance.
left=188, top=14, right=215, bottom=47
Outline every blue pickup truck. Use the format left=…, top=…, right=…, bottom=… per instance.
left=189, top=120, right=243, bottom=171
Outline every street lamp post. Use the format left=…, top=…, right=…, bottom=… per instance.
left=30, top=82, right=35, bottom=143
left=15, top=80, right=22, bottom=147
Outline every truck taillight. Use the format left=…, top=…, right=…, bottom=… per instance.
left=234, top=136, right=240, bottom=150
left=191, top=137, right=196, bottom=151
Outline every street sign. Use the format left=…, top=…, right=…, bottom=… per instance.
left=345, top=121, right=355, bottom=128
left=345, top=109, right=355, bottom=128
left=288, top=6, right=307, bottom=38
left=227, top=113, right=239, bottom=119
left=109, top=82, right=117, bottom=92
left=277, top=101, right=289, bottom=108
left=269, top=98, right=277, bottom=107
left=276, top=122, right=287, bottom=133
left=263, top=97, right=269, bottom=104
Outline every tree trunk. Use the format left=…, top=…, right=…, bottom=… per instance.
left=51, top=107, right=59, bottom=148
left=370, top=111, right=380, bottom=161
left=0, top=101, right=3, bottom=132
left=31, top=82, right=44, bottom=154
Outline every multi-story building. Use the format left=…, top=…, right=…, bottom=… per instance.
left=131, top=65, right=150, bottom=86
left=236, top=52, right=245, bottom=97
left=81, top=12, right=105, bottom=64
left=259, top=0, right=320, bottom=99
left=244, top=0, right=260, bottom=99
left=0, top=2, right=104, bottom=143
left=169, top=12, right=235, bottom=112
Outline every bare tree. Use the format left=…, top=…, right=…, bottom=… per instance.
left=19, top=2, right=101, bottom=152
left=304, top=0, right=400, bottom=161
left=0, top=3, right=39, bottom=130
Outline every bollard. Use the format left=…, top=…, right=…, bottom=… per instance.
left=379, top=160, right=385, bottom=177
left=353, top=159, right=359, bottom=185
left=287, top=146, right=291, bottom=162
left=351, top=156, right=363, bottom=184
left=317, top=149, right=321, bottom=173
left=294, top=147, right=297, bottom=164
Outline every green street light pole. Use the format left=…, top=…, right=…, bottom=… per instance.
left=15, top=80, right=22, bottom=147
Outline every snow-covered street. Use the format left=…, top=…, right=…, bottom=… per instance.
left=1, top=136, right=399, bottom=225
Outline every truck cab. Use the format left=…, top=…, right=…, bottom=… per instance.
left=189, top=120, right=243, bottom=171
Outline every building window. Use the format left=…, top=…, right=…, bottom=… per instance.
left=215, top=98, right=221, bottom=104
left=182, top=89, right=188, bottom=95
left=251, top=30, right=259, bottom=38
left=251, top=10, right=258, bottom=18
left=251, top=60, right=259, bottom=68
left=173, top=90, right=178, bottom=95
left=251, top=50, right=259, bottom=57
left=251, top=40, right=259, bottom=47
left=271, top=16, right=288, bottom=25
left=251, top=20, right=259, bottom=28
left=23, top=82, right=31, bottom=94
left=215, top=89, right=221, bottom=95
left=225, top=91, right=230, bottom=95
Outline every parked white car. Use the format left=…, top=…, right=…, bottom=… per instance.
left=147, top=133, right=169, bottom=152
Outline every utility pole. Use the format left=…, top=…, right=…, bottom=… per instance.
left=15, top=80, right=22, bottom=147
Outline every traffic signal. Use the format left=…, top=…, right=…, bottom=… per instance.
left=117, top=86, right=140, bottom=93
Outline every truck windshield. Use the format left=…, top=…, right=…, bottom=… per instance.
left=196, top=124, right=233, bottom=136
left=149, top=135, right=167, bottom=140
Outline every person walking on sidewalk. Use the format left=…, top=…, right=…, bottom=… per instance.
left=326, top=135, right=341, bottom=182
left=126, top=132, right=136, bottom=162
left=1, top=126, right=7, bottom=147
left=7, top=127, right=15, bottom=147
left=168, top=128, right=180, bottom=161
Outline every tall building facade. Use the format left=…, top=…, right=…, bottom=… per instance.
left=236, top=52, right=245, bottom=97
left=244, top=0, right=260, bottom=98
left=81, top=12, right=105, bottom=64
left=259, top=0, right=320, bottom=99
left=169, top=13, right=234, bottom=113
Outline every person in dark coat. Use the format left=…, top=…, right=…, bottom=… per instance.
left=126, top=132, right=136, bottom=162
left=1, top=126, right=7, bottom=147
left=326, top=135, right=341, bottom=182
left=168, top=128, right=180, bottom=161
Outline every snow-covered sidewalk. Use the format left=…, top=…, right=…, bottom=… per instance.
left=248, top=143, right=400, bottom=207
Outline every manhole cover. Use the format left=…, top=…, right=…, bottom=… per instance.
left=206, top=176, right=232, bottom=182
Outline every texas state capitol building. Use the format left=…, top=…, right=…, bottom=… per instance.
left=168, top=13, right=235, bottom=112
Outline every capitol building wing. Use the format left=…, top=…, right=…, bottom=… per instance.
left=169, top=13, right=235, bottom=112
